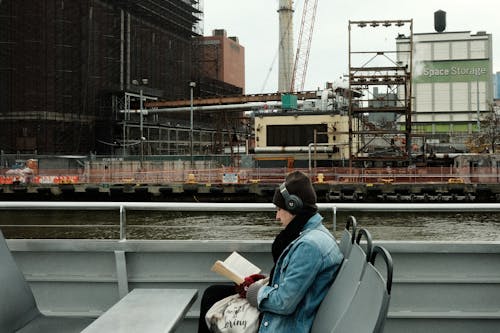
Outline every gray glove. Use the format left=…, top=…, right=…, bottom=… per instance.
left=246, top=282, right=263, bottom=307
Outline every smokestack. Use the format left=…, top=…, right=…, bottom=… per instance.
left=434, top=10, right=446, bottom=33
left=278, top=0, right=294, bottom=92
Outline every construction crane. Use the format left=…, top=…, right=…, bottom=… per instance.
left=290, top=0, right=318, bottom=92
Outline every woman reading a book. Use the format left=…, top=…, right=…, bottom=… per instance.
left=198, top=171, right=343, bottom=333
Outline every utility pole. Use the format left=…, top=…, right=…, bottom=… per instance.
left=476, top=80, right=481, bottom=132
left=139, top=88, right=144, bottom=168
left=189, top=81, right=196, bottom=167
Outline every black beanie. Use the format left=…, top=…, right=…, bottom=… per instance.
left=272, top=171, right=317, bottom=214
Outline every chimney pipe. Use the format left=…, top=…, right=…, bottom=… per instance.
left=434, top=10, right=446, bottom=33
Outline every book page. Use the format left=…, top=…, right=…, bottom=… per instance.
left=224, top=252, right=261, bottom=278
left=211, top=251, right=261, bottom=284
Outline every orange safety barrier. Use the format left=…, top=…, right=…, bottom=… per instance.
left=0, top=176, right=14, bottom=184
left=53, top=176, right=80, bottom=184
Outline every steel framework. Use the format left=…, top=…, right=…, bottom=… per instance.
left=348, top=20, right=413, bottom=166
left=0, top=0, right=200, bottom=154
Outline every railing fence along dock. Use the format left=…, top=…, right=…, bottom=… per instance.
left=2, top=165, right=500, bottom=185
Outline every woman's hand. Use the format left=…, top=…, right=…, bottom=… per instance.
left=235, top=274, right=267, bottom=298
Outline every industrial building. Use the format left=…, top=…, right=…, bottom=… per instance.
left=494, top=72, right=500, bottom=99
left=396, top=11, right=493, bottom=145
left=198, top=29, right=245, bottom=93
left=253, top=111, right=351, bottom=168
left=0, top=0, right=244, bottom=156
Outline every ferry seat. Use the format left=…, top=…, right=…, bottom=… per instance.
left=0, top=230, right=94, bottom=333
left=311, top=228, right=373, bottom=333
left=330, top=245, right=393, bottom=333
left=338, top=215, right=357, bottom=258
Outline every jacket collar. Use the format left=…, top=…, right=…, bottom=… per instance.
left=300, top=213, right=323, bottom=234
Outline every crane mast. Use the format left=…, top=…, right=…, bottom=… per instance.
left=290, top=0, right=318, bottom=92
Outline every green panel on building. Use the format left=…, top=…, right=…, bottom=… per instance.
left=435, top=124, right=450, bottom=132
left=414, top=59, right=491, bottom=83
left=453, top=124, right=469, bottom=132
left=281, top=94, right=298, bottom=110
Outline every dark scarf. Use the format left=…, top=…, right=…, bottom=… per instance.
left=269, top=212, right=315, bottom=281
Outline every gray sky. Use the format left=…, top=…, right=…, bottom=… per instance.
left=203, top=0, right=499, bottom=94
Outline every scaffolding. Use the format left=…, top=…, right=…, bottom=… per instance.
left=0, top=0, right=200, bottom=155
left=348, top=20, right=413, bottom=166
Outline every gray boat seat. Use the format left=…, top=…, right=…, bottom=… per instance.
left=0, top=230, right=94, bottom=332
left=331, top=245, right=393, bottom=333
left=338, top=215, right=357, bottom=258
left=15, top=315, right=93, bottom=333
left=311, top=228, right=373, bottom=333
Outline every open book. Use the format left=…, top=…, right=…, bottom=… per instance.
left=211, top=251, right=261, bottom=284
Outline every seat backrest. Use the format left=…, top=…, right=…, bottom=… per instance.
left=331, top=245, right=393, bottom=333
left=0, top=230, right=40, bottom=332
left=338, top=216, right=356, bottom=258
left=311, top=228, right=372, bottom=333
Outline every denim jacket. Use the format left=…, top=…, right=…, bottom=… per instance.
left=256, top=213, right=343, bottom=332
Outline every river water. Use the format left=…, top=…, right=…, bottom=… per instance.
left=1, top=210, right=500, bottom=241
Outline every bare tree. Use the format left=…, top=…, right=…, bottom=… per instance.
left=466, top=103, right=500, bottom=153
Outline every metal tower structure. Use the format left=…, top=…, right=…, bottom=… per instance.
left=290, top=0, right=318, bottom=92
left=348, top=19, right=413, bottom=167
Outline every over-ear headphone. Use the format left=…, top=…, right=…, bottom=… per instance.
left=279, top=182, right=303, bottom=213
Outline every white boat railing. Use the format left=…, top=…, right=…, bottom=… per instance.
left=1, top=202, right=500, bottom=240
left=2, top=202, right=499, bottom=333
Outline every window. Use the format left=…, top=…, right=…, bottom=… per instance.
left=267, top=124, right=328, bottom=146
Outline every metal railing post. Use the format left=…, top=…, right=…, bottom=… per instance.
left=120, top=205, right=127, bottom=241
left=332, top=206, right=337, bottom=233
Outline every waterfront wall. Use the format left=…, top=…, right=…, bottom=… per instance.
left=1, top=180, right=500, bottom=203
